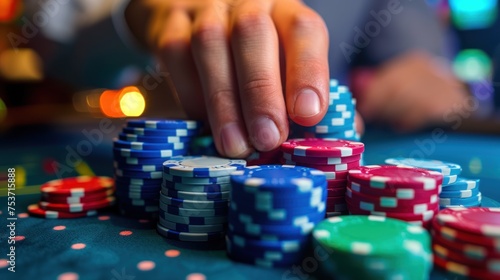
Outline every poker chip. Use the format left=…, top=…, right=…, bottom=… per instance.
left=42, top=190, right=115, bottom=204
left=431, top=218, right=500, bottom=248
left=346, top=186, right=438, bottom=205
left=281, top=160, right=360, bottom=172
left=442, top=175, right=458, bottom=185
left=440, top=187, right=479, bottom=198
left=113, top=139, right=186, bottom=150
left=433, top=248, right=500, bottom=278
left=348, top=165, right=443, bottom=190
left=160, top=211, right=228, bottom=225
left=442, top=178, right=480, bottom=191
left=28, top=204, right=98, bottom=219
left=160, top=203, right=228, bottom=217
left=312, top=216, right=432, bottom=280
left=39, top=197, right=116, bottom=212
left=159, top=217, right=226, bottom=233
left=244, top=149, right=283, bottom=166
left=164, top=189, right=229, bottom=201
left=114, top=119, right=198, bottom=220
left=162, top=181, right=231, bottom=192
left=123, top=127, right=198, bottom=137
left=348, top=181, right=440, bottom=200
left=282, top=153, right=361, bottom=165
left=163, top=156, right=246, bottom=178
left=227, top=165, right=327, bottom=267
left=163, top=173, right=231, bottom=185
left=127, top=119, right=201, bottom=130
left=385, top=158, right=462, bottom=176
left=156, top=223, right=225, bottom=242
left=435, top=207, right=500, bottom=237
left=160, top=192, right=228, bottom=209
left=281, top=138, right=364, bottom=158
left=118, top=133, right=192, bottom=143
left=40, top=176, right=114, bottom=196
left=439, top=193, right=482, bottom=207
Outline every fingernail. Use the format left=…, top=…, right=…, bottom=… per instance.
left=294, top=89, right=321, bottom=118
left=251, top=117, right=280, bottom=151
left=220, top=122, right=249, bottom=157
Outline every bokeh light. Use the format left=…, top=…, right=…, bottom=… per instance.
left=453, top=49, right=492, bottom=82
left=0, top=0, right=21, bottom=22
left=100, top=86, right=145, bottom=118
left=449, top=0, right=498, bottom=29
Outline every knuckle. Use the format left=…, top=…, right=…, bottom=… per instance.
left=290, top=10, right=327, bottom=36
left=207, top=88, right=234, bottom=106
left=233, top=12, right=271, bottom=37
left=193, top=22, right=225, bottom=48
left=241, top=76, right=279, bottom=97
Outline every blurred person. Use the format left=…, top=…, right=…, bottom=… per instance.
left=19, top=0, right=471, bottom=157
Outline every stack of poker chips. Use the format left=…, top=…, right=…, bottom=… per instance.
left=431, top=207, right=500, bottom=279
left=346, top=165, right=443, bottom=228
left=158, top=156, right=246, bottom=242
left=280, top=138, right=364, bottom=217
left=289, top=79, right=360, bottom=142
left=227, top=165, right=327, bottom=267
left=245, top=148, right=282, bottom=166
left=312, top=216, right=433, bottom=280
left=28, top=176, right=115, bottom=219
left=113, top=119, right=200, bottom=219
left=384, top=158, right=482, bottom=209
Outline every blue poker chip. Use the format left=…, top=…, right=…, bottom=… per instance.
left=115, top=189, right=159, bottom=200
left=330, top=79, right=338, bottom=91
left=290, top=129, right=358, bottom=140
left=162, top=181, right=231, bottom=192
left=442, top=178, right=480, bottom=191
left=123, top=127, right=198, bottom=137
left=156, top=223, right=224, bottom=242
left=439, top=192, right=482, bottom=206
left=160, top=203, right=228, bottom=217
left=164, top=188, right=229, bottom=201
left=290, top=123, right=355, bottom=134
left=230, top=185, right=326, bottom=209
left=226, top=232, right=308, bottom=251
left=226, top=238, right=304, bottom=265
left=115, top=176, right=162, bottom=186
left=158, top=217, right=226, bottom=233
left=230, top=165, right=326, bottom=192
left=230, top=207, right=325, bottom=225
left=160, top=210, right=228, bottom=225
left=322, top=111, right=354, bottom=119
left=114, top=156, right=168, bottom=165
left=230, top=201, right=326, bottom=222
left=160, top=192, right=228, bottom=209
left=115, top=169, right=163, bottom=179
left=316, top=116, right=355, bottom=127
left=113, top=139, right=186, bottom=150
left=113, top=147, right=188, bottom=158
left=385, top=158, right=462, bottom=176
left=118, top=133, right=192, bottom=143
left=163, top=156, right=246, bottom=178
left=113, top=161, right=163, bottom=172
left=163, top=173, right=231, bottom=185
left=327, top=101, right=355, bottom=112
left=442, top=175, right=458, bottom=185
left=440, top=186, right=479, bottom=198
left=228, top=214, right=316, bottom=238
left=127, top=119, right=201, bottom=130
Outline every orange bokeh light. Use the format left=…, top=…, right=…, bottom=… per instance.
left=0, top=0, right=21, bottom=22
left=99, top=86, right=145, bottom=118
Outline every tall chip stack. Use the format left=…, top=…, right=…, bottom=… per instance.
left=158, top=156, right=245, bottom=242
left=347, top=165, right=443, bottom=228
left=113, top=119, right=200, bottom=219
left=227, top=165, right=327, bottom=267
left=280, top=138, right=364, bottom=217
left=312, top=216, right=433, bottom=279
left=431, top=207, right=500, bottom=279
left=289, top=79, right=360, bottom=142
left=384, top=158, right=482, bottom=209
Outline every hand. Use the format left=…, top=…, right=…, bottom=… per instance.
left=125, top=0, right=330, bottom=158
left=354, top=52, right=470, bottom=132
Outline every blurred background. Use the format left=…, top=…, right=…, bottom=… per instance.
left=0, top=0, right=499, bottom=131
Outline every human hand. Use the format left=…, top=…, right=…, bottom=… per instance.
left=353, top=52, right=470, bottom=132
left=125, top=0, right=331, bottom=158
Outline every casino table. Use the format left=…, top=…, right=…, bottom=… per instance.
left=0, top=122, right=499, bottom=280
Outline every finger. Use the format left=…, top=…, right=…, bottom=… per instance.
left=272, top=0, right=330, bottom=126
left=155, top=8, right=207, bottom=120
left=230, top=0, right=287, bottom=152
left=191, top=5, right=251, bottom=158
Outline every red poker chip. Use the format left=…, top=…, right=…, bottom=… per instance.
left=327, top=188, right=346, bottom=197
left=327, top=196, right=346, bottom=205
left=345, top=192, right=439, bottom=214
left=435, top=207, right=500, bottom=238
left=27, top=204, right=97, bottom=219
left=432, top=219, right=500, bottom=248
left=282, top=153, right=361, bottom=165
left=433, top=251, right=500, bottom=279
left=348, top=181, right=440, bottom=200
left=347, top=201, right=436, bottom=221
left=326, top=203, right=347, bottom=212
left=347, top=185, right=438, bottom=204
left=348, top=165, right=443, bottom=190
left=433, top=243, right=500, bottom=271
left=281, top=160, right=360, bottom=172
left=432, top=230, right=500, bottom=259
left=280, top=138, right=364, bottom=158
left=39, top=197, right=116, bottom=213
left=42, top=189, right=114, bottom=204
left=40, top=176, right=114, bottom=196
left=324, top=170, right=349, bottom=180
left=327, top=179, right=347, bottom=187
